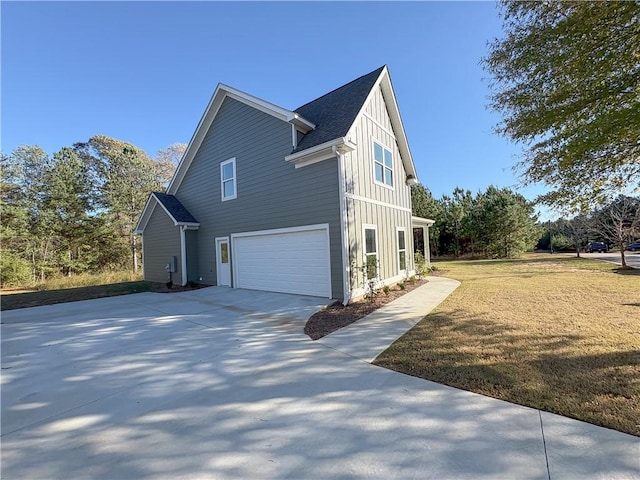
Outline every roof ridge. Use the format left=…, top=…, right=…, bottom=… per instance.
left=295, top=65, right=385, bottom=112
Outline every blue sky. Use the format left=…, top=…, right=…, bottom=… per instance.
left=1, top=1, right=549, bottom=217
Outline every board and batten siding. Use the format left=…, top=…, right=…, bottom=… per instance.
left=344, top=85, right=414, bottom=291
left=142, top=205, right=182, bottom=285
left=175, top=97, right=344, bottom=299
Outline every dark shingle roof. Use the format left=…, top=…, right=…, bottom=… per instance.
left=153, top=192, right=198, bottom=224
left=292, top=66, right=385, bottom=153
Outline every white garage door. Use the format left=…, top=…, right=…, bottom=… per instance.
left=232, top=225, right=331, bottom=298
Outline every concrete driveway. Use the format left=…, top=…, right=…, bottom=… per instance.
left=581, top=251, right=640, bottom=268
left=2, top=287, right=638, bottom=479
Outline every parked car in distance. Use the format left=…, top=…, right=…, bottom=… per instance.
left=585, top=242, right=608, bottom=253
left=625, top=242, right=640, bottom=251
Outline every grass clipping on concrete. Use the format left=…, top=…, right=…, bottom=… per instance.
left=374, top=254, right=640, bottom=437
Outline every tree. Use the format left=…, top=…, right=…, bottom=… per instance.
left=484, top=1, right=640, bottom=211
left=74, top=136, right=165, bottom=273
left=592, top=195, right=640, bottom=268
left=43, top=147, right=97, bottom=275
left=473, top=186, right=539, bottom=258
left=439, top=188, right=475, bottom=256
left=411, top=185, right=442, bottom=255
left=155, top=143, right=185, bottom=186
left=1, top=146, right=57, bottom=281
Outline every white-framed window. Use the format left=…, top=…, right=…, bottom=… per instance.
left=220, top=157, right=237, bottom=201
left=373, top=140, right=393, bottom=188
left=397, top=227, right=407, bottom=273
left=363, top=224, right=378, bottom=280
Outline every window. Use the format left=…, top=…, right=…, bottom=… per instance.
left=220, top=158, right=237, bottom=201
left=373, top=141, right=393, bottom=187
left=363, top=225, right=378, bottom=280
left=397, top=228, right=406, bottom=272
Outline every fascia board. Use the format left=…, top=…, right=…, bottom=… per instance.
left=168, top=83, right=313, bottom=195
left=134, top=195, right=157, bottom=233
left=285, top=137, right=354, bottom=165
left=344, top=66, right=419, bottom=182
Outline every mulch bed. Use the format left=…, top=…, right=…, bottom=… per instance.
left=304, top=278, right=429, bottom=340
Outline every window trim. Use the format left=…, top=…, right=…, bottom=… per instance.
left=396, top=227, right=407, bottom=274
left=220, top=157, right=237, bottom=201
left=372, top=139, right=394, bottom=190
left=362, top=223, right=379, bottom=280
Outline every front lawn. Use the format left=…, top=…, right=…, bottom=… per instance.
left=374, top=254, right=639, bottom=436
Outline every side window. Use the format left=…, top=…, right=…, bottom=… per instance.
left=397, top=228, right=406, bottom=272
left=373, top=141, right=393, bottom=188
left=220, top=158, right=237, bottom=201
left=363, top=225, right=378, bottom=279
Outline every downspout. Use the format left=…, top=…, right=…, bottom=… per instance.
left=180, top=225, right=187, bottom=286
left=333, top=146, right=351, bottom=305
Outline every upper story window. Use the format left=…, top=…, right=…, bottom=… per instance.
left=220, top=158, right=237, bottom=201
left=373, top=141, right=393, bottom=188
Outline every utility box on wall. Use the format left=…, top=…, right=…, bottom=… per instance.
left=165, top=256, right=178, bottom=273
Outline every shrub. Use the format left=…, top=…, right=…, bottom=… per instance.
left=398, top=281, right=406, bottom=290
left=382, top=285, right=391, bottom=295
left=0, top=252, right=32, bottom=288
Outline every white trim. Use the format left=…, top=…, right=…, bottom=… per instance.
left=167, top=83, right=314, bottom=195
left=135, top=194, right=201, bottom=233
left=220, top=157, right=237, bottom=201
left=350, top=270, right=416, bottom=302
left=345, top=193, right=412, bottom=213
left=215, top=236, right=231, bottom=287
left=396, top=227, right=407, bottom=275
left=285, top=137, right=356, bottom=168
left=363, top=112, right=396, bottom=139
left=344, top=66, right=419, bottom=183
left=334, top=146, right=351, bottom=305
left=180, top=225, right=187, bottom=286
left=362, top=223, right=379, bottom=280
left=412, top=215, right=435, bottom=226
left=230, top=223, right=331, bottom=298
left=372, top=138, right=394, bottom=190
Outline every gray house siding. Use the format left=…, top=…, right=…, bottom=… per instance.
left=343, top=85, right=414, bottom=295
left=175, top=97, right=344, bottom=299
left=142, top=205, right=182, bottom=285
left=186, top=230, right=199, bottom=283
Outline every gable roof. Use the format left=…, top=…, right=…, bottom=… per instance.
left=286, top=65, right=418, bottom=181
left=292, top=66, right=385, bottom=153
left=134, top=192, right=199, bottom=233
left=165, top=65, right=418, bottom=196
left=166, top=84, right=314, bottom=195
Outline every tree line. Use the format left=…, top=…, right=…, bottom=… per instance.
left=411, top=184, right=539, bottom=259
left=1, top=137, right=184, bottom=287
left=542, top=195, right=640, bottom=268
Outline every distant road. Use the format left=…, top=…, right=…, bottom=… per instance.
left=581, top=252, right=640, bottom=269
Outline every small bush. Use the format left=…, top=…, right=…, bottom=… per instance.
left=408, top=275, right=416, bottom=284
left=398, top=281, right=406, bottom=290
left=382, top=285, right=391, bottom=295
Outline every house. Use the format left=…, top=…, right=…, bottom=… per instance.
left=135, top=66, right=434, bottom=303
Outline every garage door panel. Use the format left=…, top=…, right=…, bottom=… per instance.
left=233, top=227, right=330, bottom=298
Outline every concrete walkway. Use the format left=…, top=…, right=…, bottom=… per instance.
left=319, top=276, right=461, bottom=362
left=1, top=283, right=638, bottom=479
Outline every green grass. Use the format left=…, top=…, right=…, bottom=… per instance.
left=374, top=253, right=640, bottom=436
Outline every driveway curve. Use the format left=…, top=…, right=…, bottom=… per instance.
left=2, top=286, right=637, bottom=479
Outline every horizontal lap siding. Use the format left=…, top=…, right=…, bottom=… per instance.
left=175, top=97, right=343, bottom=299
left=345, top=86, right=414, bottom=292
left=142, top=205, right=182, bottom=284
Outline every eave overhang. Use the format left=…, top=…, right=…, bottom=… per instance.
left=284, top=137, right=357, bottom=169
